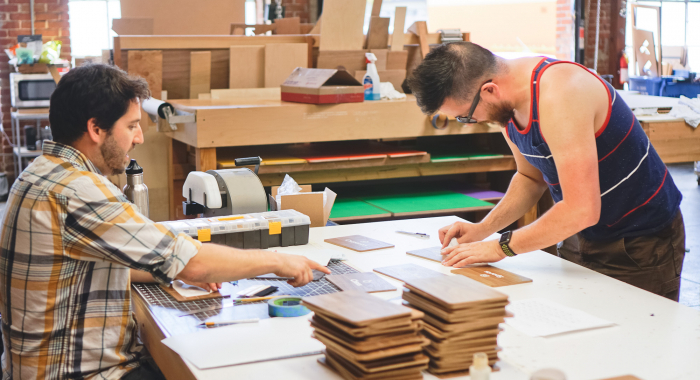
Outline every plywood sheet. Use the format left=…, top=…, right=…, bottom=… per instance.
left=408, top=21, right=430, bottom=58
left=127, top=50, right=169, bottom=222
left=120, top=0, right=245, bottom=35
left=366, top=17, right=390, bottom=49
left=633, top=27, right=659, bottom=77
left=387, top=50, right=408, bottom=70
left=316, top=50, right=367, bottom=76
left=189, top=51, right=211, bottom=99
left=274, top=17, right=301, bottom=35
left=112, top=18, right=153, bottom=35
left=229, top=45, right=265, bottom=88
left=391, top=7, right=407, bottom=51
left=319, top=0, right=367, bottom=51
left=264, top=43, right=308, bottom=88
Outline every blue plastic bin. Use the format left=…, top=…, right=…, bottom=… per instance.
left=660, top=81, right=700, bottom=98
left=629, top=77, right=665, bottom=96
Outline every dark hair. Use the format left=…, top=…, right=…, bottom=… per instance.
left=407, top=42, right=498, bottom=115
left=49, top=63, right=150, bottom=144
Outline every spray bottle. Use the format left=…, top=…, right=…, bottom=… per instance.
left=363, top=52, right=381, bottom=101
left=123, top=159, right=150, bottom=218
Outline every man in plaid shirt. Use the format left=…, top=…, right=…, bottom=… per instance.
left=0, top=64, right=329, bottom=380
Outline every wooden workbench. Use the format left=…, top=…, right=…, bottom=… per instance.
left=133, top=216, right=700, bottom=380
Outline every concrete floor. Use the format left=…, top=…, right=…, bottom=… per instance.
left=0, top=164, right=697, bottom=308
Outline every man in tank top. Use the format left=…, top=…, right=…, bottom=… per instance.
left=407, top=42, right=684, bottom=300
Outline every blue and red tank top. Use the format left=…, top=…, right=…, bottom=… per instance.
left=506, top=58, right=681, bottom=240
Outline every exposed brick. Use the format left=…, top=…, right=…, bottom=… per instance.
left=45, top=4, right=68, bottom=12
left=0, top=4, right=19, bottom=12
left=1, top=20, right=20, bottom=29
left=8, top=12, right=30, bottom=21
left=47, top=20, right=69, bottom=29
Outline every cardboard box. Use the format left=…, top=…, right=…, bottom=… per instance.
left=269, top=185, right=337, bottom=227
left=281, top=68, right=364, bottom=104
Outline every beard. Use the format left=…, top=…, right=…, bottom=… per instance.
left=485, top=101, right=516, bottom=127
left=100, top=132, right=130, bottom=176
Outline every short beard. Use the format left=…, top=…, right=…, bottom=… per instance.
left=100, top=131, right=128, bottom=176
left=486, top=101, right=516, bottom=127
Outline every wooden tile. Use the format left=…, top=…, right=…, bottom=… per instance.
left=366, top=17, right=390, bottom=49
left=302, top=291, right=410, bottom=326
left=407, top=21, right=429, bottom=58
left=274, top=16, right=301, bottom=35
left=406, top=246, right=443, bottom=263
left=324, top=235, right=394, bottom=252
left=319, top=0, right=366, bottom=51
left=386, top=50, right=409, bottom=70
left=326, top=272, right=397, bottom=293
left=373, top=263, right=445, bottom=283
left=264, top=43, right=308, bottom=87
left=159, top=284, right=223, bottom=302
left=229, top=45, right=264, bottom=88
left=189, top=51, right=211, bottom=99
left=314, top=332, right=423, bottom=362
left=112, top=18, right=153, bottom=35
left=390, top=7, right=407, bottom=52
left=451, top=265, right=533, bottom=287
left=404, top=275, right=508, bottom=310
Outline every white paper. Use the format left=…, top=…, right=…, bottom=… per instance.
left=505, top=298, right=615, bottom=337
left=161, top=316, right=324, bottom=369
left=267, top=243, right=332, bottom=266
left=172, top=280, right=212, bottom=298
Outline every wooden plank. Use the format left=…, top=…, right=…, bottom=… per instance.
left=390, top=7, right=407, bottom=51
left=117, top=35, right=310, bottom=50
left=408, top=21, right=430, bottom=58
left=189, top=51, right=211, bottom=99
left=195, top=148, right=217, bottom=172
left=120, top=0, right=245, bottom=35
left=127, top=50, right=170, bottom=222
left=319, top=0, right=366, bottom=51
left=112, top=18, right=153, bottom=35
left=212, top=87, right=280, bottom=100
left=386, top=50, right=408, bottom=70
left=371, top=0, right=383, bottom=17
left=366, top=17, right=390, bottom=49
left=229, top=45, right=265, bottom=88
left=316, top=50, right=367, bottom=76
left=274, top=17, right=301, bottom=35
left=643, top=120, right=700, bottom=163
left=264, top=43, right=308, bottom=88
left=309, top=16, right=322, bottom=35
left=132, top=295, right=197, bottom=380
left=451, top=266, right=533, bottom=287
left=371, top=49, right=388, bottom=71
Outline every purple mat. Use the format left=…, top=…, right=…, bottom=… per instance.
left=461, top=189, right=505, bottom=200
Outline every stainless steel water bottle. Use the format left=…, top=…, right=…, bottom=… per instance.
left=123, top=159, right=149, bottom=218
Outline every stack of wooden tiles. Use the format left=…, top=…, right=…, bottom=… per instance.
left=303, top=291, right=429, bottom=380
left=402, top=275, right=509, bottom=377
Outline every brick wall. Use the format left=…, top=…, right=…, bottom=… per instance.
left=583, top=0, right=625, bottom=87
left=555, top=0, right=575, bottom=60
left=0, top=0, right=71, bottom=181
left=280, top=0, right=309, bottom=23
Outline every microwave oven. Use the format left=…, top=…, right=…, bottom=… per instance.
left=10, top=73, right=56, bottom=108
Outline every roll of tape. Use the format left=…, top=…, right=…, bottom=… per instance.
left=268, top=297, right=311, bottom=317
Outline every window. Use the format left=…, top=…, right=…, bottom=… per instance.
left=68, top=0, right=121, bottom=58
left=626, top=0, right=700, bottom=74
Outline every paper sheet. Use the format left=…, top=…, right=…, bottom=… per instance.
left=161, top=316, right=324, bottom=369
left=505, top=298, right=615, bottom=337
left=267, top=242, right=334, bottom=266
left=172, top=280, right=212, bottom=298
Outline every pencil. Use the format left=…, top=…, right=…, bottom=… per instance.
left=198, top=318, right=260, bottom=327
left=234, top=295, right=289, bottom=303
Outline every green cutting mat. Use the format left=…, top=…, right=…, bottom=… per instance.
left=430, top=153, right=504, bottom=163
left=330, top=198, right=391, bottom=219
left=359, top=191, right=493, bottom=214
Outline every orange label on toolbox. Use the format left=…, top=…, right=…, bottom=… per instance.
left=218, top=216, right=245, bottom=221
left=268, top=221, right=282, bottom=235
left=197, top=228, right=212, bottom=242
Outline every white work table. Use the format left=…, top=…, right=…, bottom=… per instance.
left=136, top=216, right=700, bottom=380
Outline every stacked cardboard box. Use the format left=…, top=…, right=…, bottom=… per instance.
left=402, top=275, right=509, bottom=376
left=303, top=291, right=429, bottom=380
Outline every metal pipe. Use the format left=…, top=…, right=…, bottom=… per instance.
left=594, top=0, right=601, bottom=72
left=30, top=0, right=35, bottom=34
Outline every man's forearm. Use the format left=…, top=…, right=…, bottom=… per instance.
left=176, top=244, right=280, bottom=284
left=479, top=172, right=548, bottom=234
left=508, top=200, right=597, bottom=254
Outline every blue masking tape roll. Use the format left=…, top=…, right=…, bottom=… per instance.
left=268, top=297, right=311, bottom=317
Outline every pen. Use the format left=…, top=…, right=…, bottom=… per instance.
left=198, top=318, right=260, bottom=327
left=396, top=231, right=430, bottom=239
left=234, top=295, right=289, bottom=303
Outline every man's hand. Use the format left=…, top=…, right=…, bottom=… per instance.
left=181, top=281, right=222, bottom=292
left=439, top=222, right=491, bottom=249
left=273, top=254, right=331, bottom=287
left=440, top=240, right=506, bottom=268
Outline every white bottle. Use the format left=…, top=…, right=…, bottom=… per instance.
left=363, top=52, right=381, bottom=101
left=469, top=352, right=491, bottom=380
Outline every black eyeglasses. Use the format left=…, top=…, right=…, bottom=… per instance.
left=455, top=80, right=492, bottom=124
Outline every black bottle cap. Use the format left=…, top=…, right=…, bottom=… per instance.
left=125, top=159, right=143, bottom=175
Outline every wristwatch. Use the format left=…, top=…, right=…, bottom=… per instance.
left=499, top=231, right=517, bottom=257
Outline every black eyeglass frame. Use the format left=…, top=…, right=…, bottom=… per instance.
left=455, top=80, right=492, bottom=124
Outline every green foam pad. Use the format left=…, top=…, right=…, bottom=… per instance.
left=330, top=198, right=391, bottom=219
left=430, top=153, right=504, bottom=163
left=359, top=191, right=493, bottom=214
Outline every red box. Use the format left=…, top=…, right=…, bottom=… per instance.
left=281, top=68, right=364, bottom=104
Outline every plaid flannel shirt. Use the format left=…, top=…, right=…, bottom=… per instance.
left=0, top=141, right=201, bottom=379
